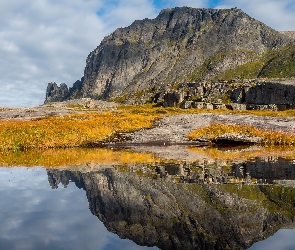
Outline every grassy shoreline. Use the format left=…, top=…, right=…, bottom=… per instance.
left=1, top=104, right=295, bottom=152
left=188, top=123, right=295, bottom=147
left=0, top=110, right=157, bottom=151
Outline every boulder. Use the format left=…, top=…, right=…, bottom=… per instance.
left=180, top=101, right=195, bottom=109
left=163, top=91, right=181, bottom=107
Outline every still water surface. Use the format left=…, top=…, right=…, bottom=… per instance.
left=0, top=167, right=157, bottom=250
left=0, top=147, right=295, bottom=249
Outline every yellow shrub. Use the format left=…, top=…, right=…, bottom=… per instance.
left=0, top=110, right=156, bottom=151
left=188, top=123, right=295, bottom=147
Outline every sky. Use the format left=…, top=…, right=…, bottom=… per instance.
left=1, top=0, right=295, bottom=107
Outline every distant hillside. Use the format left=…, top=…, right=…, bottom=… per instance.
left=45, top=7, right=295, bottom=104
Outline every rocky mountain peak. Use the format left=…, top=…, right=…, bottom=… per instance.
left=45, top=7, right=295, bottom=104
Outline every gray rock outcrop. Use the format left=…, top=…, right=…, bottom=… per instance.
left=242, top=79, right=295, bottom=105
left=180, top=78, right=295, bottom=110
left=45, top=82, right=70, bottom=103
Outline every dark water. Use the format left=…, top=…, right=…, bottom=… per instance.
left=1, top=156, right=295, bottom=249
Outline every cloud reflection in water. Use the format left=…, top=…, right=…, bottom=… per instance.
left=0, top=167, right=157, bottom=250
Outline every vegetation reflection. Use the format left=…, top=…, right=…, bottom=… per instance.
left=0, top=148, right=160, bottom=167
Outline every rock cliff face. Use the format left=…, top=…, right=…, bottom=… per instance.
left=47, top=159, right=295, bottom=249
left=177, top=78, right=295, bottom=110
left=45, top=82, right=70, bottom=103
left=44, top=7, right=295, bottom=104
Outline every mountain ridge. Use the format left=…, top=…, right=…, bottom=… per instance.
left=45, top=7, right=295, bottom=105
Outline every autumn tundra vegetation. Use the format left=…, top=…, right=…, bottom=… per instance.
left=1, top=104, right=295, bottom=153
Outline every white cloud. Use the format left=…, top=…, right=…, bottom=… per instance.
left=163, top=0, right=208, bottom=8
left=0, top=0, right=106, bottom=107
left=214, top=0, right=295, bottom=31
left=99, top=0, right=157, bottom=30
left=214, top=4, right=231, bottom=9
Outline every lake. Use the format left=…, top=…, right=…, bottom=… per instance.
left=0, top=146, right=295, bottom=249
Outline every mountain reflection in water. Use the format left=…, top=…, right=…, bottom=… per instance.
left=47, top=157, right=295, bottom=250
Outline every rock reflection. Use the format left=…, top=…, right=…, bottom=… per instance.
left=47, top=157, right=295, bottom=250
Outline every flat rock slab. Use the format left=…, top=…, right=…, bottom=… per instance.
left=0, top=99, right=118, bottom=120
left=122, top=113, right=295, bottom=145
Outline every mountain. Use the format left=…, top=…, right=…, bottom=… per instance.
left=44, top=7, right=295, bottom=104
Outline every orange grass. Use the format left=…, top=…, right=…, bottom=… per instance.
left=119, top=104, right=295, bottom=117
left=0, top=110, right=157, bottom=151
left=2, top=103, right=295, bottom=152
left=187, top=123, right=295, bottom=147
